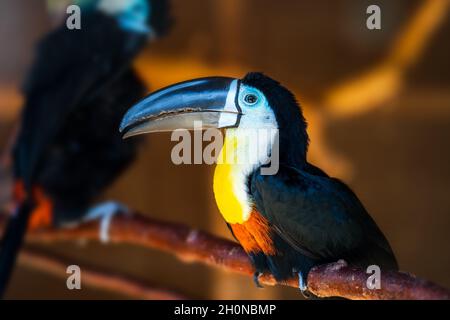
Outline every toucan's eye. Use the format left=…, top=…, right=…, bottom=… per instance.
left=244, top=94, right=258, bottom=105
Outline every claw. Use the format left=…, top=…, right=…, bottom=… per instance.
left=297, top=271, right=313, bottom=298
left=253, top=272, right=264, bottom=288
left=298, top=271, right=307, bottom=291
left=84, top=201, right=129, bottom=243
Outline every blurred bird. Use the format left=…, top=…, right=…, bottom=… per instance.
left=120, top=72, right=398, bottom=297
left=0, top=0, right=172, bottom=296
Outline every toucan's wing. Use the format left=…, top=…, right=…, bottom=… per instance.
left=249, top=164, right=398, bottom=269
left=15, top=15, right=129, bottom=185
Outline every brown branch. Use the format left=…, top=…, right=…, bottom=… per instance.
left=0, top=120, right=20, bottom=169
left=17, top=247, right=188, bottom=300
left=1, top=213, right=448, bottom=300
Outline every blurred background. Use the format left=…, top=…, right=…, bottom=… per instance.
left=0, top=0, right=449, bottom=299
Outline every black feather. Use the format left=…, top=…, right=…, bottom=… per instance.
left=0, top=201, right=33, bottom=296
left=148, top=0, right=174, bottom=37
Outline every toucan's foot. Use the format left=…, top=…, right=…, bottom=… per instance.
left=84, top=201, right=129, bottom=243
left=297, top=271, right=313, bottom=298
left=298, top=271, right=307, bottom=292
left=253, top=272, right=264, bottom=288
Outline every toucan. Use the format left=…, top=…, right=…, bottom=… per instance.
left=0, top=0, right=172, bottom=296
left=120, top=72, right=398, bottom=296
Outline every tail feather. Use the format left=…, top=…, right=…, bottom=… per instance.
left=0, top=200, right=33, bottom=297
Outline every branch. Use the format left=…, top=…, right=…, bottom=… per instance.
left=324, top=0, right=449, bottom=117
left=18, top=247, right=188, bottom=300
left=2, top=213, right=448, bottom=300
left=0, top=120, right=20, bottom=169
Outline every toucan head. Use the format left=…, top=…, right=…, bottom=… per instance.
left=120, top=73, right=309, bottom=167
left=76, top=0, right=172, bottom=37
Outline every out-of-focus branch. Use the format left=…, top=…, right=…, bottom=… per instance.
left=17, top=248, right=188, bottom=300
left=0, top=121, right=20, bottom=169
left=1, top=213, right=448, bottom=300
left=388, top=0, right=449, bottom=69
left=324, top=0, right=449, bottom=117
left=309, top=0, right=450, bottom=178
left=0, top=86, right=22, bottom=122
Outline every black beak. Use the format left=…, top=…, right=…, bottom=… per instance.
left=120, top=77, right=241, bottom=138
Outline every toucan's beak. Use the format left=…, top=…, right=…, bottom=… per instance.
left=120, top=77, right=241, bottom=139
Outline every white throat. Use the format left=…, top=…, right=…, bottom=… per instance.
left=213, top=127, right=278, bottom=224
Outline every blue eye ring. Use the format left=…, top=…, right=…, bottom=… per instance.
left=243, top=93, right=258, bottom=105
